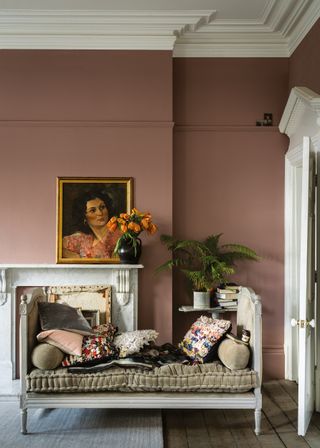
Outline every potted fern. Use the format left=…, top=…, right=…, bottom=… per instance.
left=157, top=233, right=259, bottom=309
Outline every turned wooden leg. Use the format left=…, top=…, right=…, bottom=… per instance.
left=254, top=408, right=261, bottom=435
left=21, top=408, right=27, bottom=434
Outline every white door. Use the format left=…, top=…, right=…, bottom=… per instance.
left=297, top=137, right=316, bottom=436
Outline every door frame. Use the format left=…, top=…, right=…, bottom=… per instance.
left=284, top=144, right=303, bottom=380
left=297, top=137, right=316, bottom=435
left=280, top=87, right=320, bottom=403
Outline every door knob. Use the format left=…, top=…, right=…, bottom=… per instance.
left=291, top=318, right=315, bottom=328
left=291, top=318, right=299, bottom=327
left=308, top=319, right=315, bottom=328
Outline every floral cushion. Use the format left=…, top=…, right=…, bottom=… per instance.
left=62, top=323, right=118, bottom=367
left=91, top=324, right=117, bottom=341
left=114, top=329, right=159, bottom=358
left=179, top=316, right=231, bottom=363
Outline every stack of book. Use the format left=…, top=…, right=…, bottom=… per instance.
left=216, top=285, right=241, bottom=308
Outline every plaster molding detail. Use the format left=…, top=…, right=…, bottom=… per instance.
left=0, top=269, right=8, bottom=306
left=286, top=0, right=320, bottom=54
left=311, top=133, right=320, bottom=152
left=276, top=0, right=310, bottom=35
left=0, top=9, right=215, bottom=50
left=0, top=1, right=319, bottom=56
left=115, top=269, right=131, bottom=306
left=286, top=143, right=304, bottom=166
left=279, top=87, right=320, bottom=138
left=174, top=0, right=320, bottom=57
left=174, top=35, right=289, bottom=58
left=263, top=0, right=287, bottom=30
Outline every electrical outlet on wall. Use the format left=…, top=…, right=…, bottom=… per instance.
left=256, top=113, right=273, bottom=126
left=264, top=113, right=273, bottom=126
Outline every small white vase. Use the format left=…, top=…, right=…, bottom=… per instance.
left=193, top=291, right=210, bottom=309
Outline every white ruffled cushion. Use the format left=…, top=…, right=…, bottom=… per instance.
left=114, top=330, right=159, bottom=358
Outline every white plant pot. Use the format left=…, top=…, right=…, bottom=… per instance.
left=193, top=291, right=210, bottom=309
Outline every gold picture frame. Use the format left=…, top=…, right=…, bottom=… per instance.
left=57, top=177, right=133, bottom=264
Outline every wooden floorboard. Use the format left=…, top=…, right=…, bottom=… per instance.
left=162, top=410, right=189, bottom=448
left=163, top=380, right=320, bottom=448
left=278, top=379, right=298, bottom=403
left=264, top=381, right=320, bottom=448
left=262, top=383, right=310, bottom=447
left=182, top=410, right=213, bottom=448
left=243, top=408, right=285, bottom=448
left=204, top=409, right=239, bottom=448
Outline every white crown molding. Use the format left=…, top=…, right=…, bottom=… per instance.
left=173, top=43, right=289, bottom=58
left=0, top=1, right=319, bottom=56
left=261, top=0, right=278, bottom=25
left=0, top=9, right=215, bottom=50
left=286, top=0, right=320, bottom=55
left=268, top=0, right=300, bottom=32
left=0, top=35, right=177, bottom=51
left=174, top=0, right=320, bottom=57
left=174, top=32, right=289, bottom=57
left=279, top=87, right=320, bottom=138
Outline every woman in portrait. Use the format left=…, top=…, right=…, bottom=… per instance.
left=62, top=191, right=121, bottom=259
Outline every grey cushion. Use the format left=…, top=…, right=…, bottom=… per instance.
left=38, top=302, right=93, bottom=335
left=31, top=343, right=64, bottom=370
left=218, top=335, right=250, bottom=370
left=26, top=361, right=258, bottom=393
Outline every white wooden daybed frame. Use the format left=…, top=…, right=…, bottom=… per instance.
left=19, top=287, right=262, bottom=435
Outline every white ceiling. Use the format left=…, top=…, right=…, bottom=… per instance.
left=0, top=0, right=319, bottom=56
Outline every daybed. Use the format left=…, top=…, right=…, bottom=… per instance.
left=19, top=286, right=262, bottom=435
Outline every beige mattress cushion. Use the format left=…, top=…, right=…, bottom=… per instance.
left=26, top=361, right=258, bottom=393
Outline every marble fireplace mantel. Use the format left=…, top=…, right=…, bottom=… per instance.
left=0, top=263, right=143, bottom=383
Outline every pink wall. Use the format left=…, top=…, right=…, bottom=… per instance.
left=0, top=50, right=292, bottom=379
left=0, top=50, right=172, bottom=121
left=0, top=50, right=173, bottom=342
left=174, top=58, right=289, bottom=125
left=289, top=18, right=320, bottom=94
left=173, top=58, right=289, bottom=379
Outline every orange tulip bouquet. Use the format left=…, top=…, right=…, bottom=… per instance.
left=107, top=208, right=157, bottom=259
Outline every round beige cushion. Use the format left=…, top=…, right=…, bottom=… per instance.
left=31, top=343, right=64, bottom=370
left=218, top=338, right=250, bottom=370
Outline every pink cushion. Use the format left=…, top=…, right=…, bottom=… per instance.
left=37, top=329, right=83, bottom=356
left=61, top=323, right=118, bottom=367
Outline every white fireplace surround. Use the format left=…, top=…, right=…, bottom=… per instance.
left=0, top=264, right=143, bottom=384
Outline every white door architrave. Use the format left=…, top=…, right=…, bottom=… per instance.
left=296, top=137, right=316, bottom=435
left=280, top=87, right=320, bottom=418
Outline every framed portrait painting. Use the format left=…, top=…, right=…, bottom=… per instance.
left=57, top=177, right=133, bottom=264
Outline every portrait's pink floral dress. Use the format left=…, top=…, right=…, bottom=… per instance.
left=63, top=230, right=120, bottom=258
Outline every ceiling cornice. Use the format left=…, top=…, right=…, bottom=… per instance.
left=174, top=32, right=289, bottom=58
left=174, top=0, right=320, bottom=57
left=0, top=9, right=215, bottom=50
left=285, top=0, right=320, bottom=55
left=0, top=1, right=319, bottom=56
